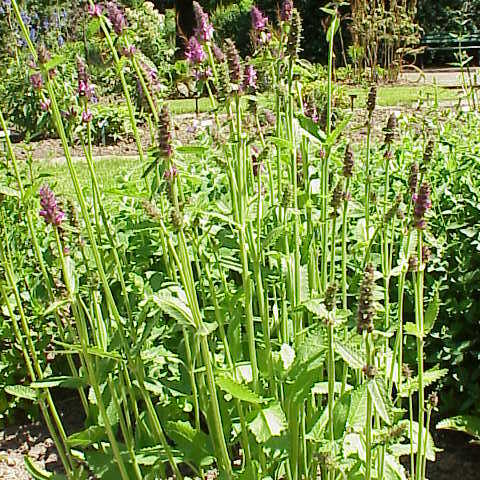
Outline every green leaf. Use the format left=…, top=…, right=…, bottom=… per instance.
left=404, top=322, right=421, bottom=338
left=334, top=339, right=364, bottom=369
left=4, top=385, right=37, bottom=401
left=326, top=114, right=351, bottom=148
left=151, top=289, right=195, bottom=327
left=367, top=378, right=392, bottom=425
left=262, top=225, right=286, bottom=251
left=384, top=453, right=408, bottom=480
left=249, top=403, right=287, bottom=443
left=437, top=415, right=480, bottom=440
left=67, top=425, right=108, bottom=447
left=311, top=382, right=352, bottom=395
left=424, top=288, right=440, bottom=334
left=333, top=392, right=351, bottom=439
left=400, top=366, right=448, bottom=397
left=0, top=185, right=20, bottom=198
left=43, top=55, right=65, bottom=72
left=167, top=420, right=215, bottom=467
left=296, top=114, right=326, bottom=143
left=42, top=299, right=70, bottom=317
left=216, top=374, right=264, bottom=404
left=30, top=376, right=87, bottom=389
left=65, top=256, right=77, bottom=295
left=86, top=18, right=101, bottom=38
left=347, top=385, right=368, bottom=429
left=306, top=407, right=328, bottom=442
left=303, top=299, right=328, bottom=319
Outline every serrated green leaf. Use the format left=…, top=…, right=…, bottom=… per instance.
left=347, top=384, right=368, bottom=429
left=334, top=340, right=364, bottom=369
left=384, top=453, right=408, bottom=480
left=0, top=185, right=20, bottom=198
left=400, top=366, right=448, bottom=397
left=67, top=425, right=108, bottom=447
left=249, top=403, right=287, bottom=443
left=262, top=225, right=285, bottom=251
left=368, top=378, right=393, bottom=425
left=437, top=415, right=480, bottom=440
left=4, top=385, right=37, bottom=401
left=30, top=376, right=87, bottom=389
left=216, top=375, right=264, bottom=404
left=303, top=299, right=328, bottom=318
left=152, top=289, right=195, bottom=327
left=404, top=322, right=421, bottom=338
left=424, top=289, right=440, bottom=334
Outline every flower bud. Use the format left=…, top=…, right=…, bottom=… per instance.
left=225, top=38, right=243, bottom=85
left=384, top=113, right=397, bottom=144
left=330, top=180, right=344, bottom=218
left=325, top=283, right=337, bottom=312
left=357, top=264, right=376, bottom=334
left=413, top=182, right=432, bottom=230
left=367, top=85, right=377, bottom=115
left=287, top=8, right=302, bottom=57
left=408, top=162, right=419, bottom=195
left=343, top=144, right=354, bottom=177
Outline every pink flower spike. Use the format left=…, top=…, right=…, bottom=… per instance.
left=251, top=6, right=268, bottom=31
left=82, top=109, right=93, bottom=123
left=185, top=36, right=206, bottom=64
left=88, top=3, right=102, bottom=17
left=40, top=99, right=51, bottom=111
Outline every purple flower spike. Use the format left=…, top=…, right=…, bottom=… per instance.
left=281, top=0, right=293, bottom=22
left=121, top=44, right=136, bottom=58
left=251, top=6, right=268, bottom=31
left=82, top=109, right=93, bottom=123
left=243, top=64, right=257, bottom=90
left=40, top=99, right=51, bottom=111
left=193, top=1, right=214, bottom=42
left=39, top=185, right=65, bottom=227
left=185, top=36, right=206, bottom=64
left=30, top=72, right=44, bottom=90
left=414, top=182, right=432, bottom=230
left=106, top=2, right=127, bottom=35
left=88, top=3, right=102, bottom=17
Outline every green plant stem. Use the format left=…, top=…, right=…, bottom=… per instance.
left=365, top=334, right=374, bottom=480
left=365, top=118, right=373, bottom=239
left=415, top=231, right=425, bottom=480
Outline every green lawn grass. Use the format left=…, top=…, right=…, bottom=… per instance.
left=167, top=97, right=214, bottom=115
left=348, top=85, right=459, bottom=107
left=41, top=155, right=142, bottom=198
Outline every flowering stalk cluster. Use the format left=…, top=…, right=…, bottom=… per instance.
left=193, top=2, right=214, bottom=42
left=343, top=144, right=354, bottom=177
left=106, top=1, right=127, bottom=35
left=287, top=8, right=302, bottom=57
left=158, top=105, right=173, bottom=159
left=357, top=264, right=376, bottom=333
left=280, top=0, right=294, bottom=22
left=225, top=38, right=243, bottom=86
left=39, top=185, right=65, bottom=227
left=413, top=182, right=432, bottom=230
